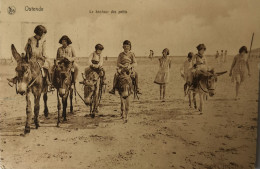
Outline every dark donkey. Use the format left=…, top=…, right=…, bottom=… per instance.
left=117, top=67, right=133, bottom=123
left=11, top=44, right=50, bottom=134
left=52, top=58, right=75, bottom=127
left=188, top=69, right=227, bottom=112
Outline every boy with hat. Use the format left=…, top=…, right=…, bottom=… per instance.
left=56, top=35, right=78, bottom=84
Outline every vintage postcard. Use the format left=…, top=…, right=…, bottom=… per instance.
left=0, top=0, right=259, bottom=168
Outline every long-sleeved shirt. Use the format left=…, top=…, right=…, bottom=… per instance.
left=117, top=51, right=137, bottom=68
left=88, top=51, right=103, bottom=67
left=56, top=45, right=76, bottom=62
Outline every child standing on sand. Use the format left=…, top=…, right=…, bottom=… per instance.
left=180, top=52, right=194, bottom=96
left=154, top=48, right=171, bottom=102
left=229, top=46, right=250, bottom=100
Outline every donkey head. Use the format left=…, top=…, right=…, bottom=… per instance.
left=55, top=58, right=73, bottom=97
left=11, top=44, right=33, bottom=95
left=198, top=69, right=227, bottom=97
left=118, top=67, right=132, bottom=99
left=83, top=69, right=99, bottom=105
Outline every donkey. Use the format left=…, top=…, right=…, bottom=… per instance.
left=116, top=67, right=133, bottom=123
left=81, top=67, right=103, bottom=118
left=11, top=44, right=49, bottom=134
left=188, top=70, right=227, bottom=112
left=52, top=58, right=74, bottom=127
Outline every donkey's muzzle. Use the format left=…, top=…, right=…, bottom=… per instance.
left=59, top=88, right=66, bottom=97
left=17, top=82, right=27, bottom=95
left=84, top=97, right=91, bottom=105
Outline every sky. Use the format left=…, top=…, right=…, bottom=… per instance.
left=0, top=0, right=260, bottom=58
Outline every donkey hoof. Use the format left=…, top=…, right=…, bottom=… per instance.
left=91, top=114, right=95, bottom=118
left=123, top=119, right=128, bottom=124
left=24, top=128, right=30, bottom=134
left=56, top=123, right=60, bottom=127
left=63, top=118, right=67, bottom=122
left=35, top=123, right=40, bottom=129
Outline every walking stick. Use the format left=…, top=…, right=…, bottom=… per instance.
left=248, top=33, right=254, bottom=61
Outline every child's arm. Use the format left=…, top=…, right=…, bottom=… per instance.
left=246, top=56, right=250, bottom=76
left=99, top=54, right=104, bottom=67
left=130, top=53, right=137, bottom=68
left=88, top=53, right=93, bottom=66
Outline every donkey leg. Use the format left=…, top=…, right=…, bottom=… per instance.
left=25, top=92, right=32, bottom=134
left=62, top=96, right=68, bottom=121
left=70, top=88, right=74, bottom=114
left=43, top=92, right=49, bottom=118
left=120, top=97, right=124, bottom=119
left=124, top=97, right=129, bottom=123
left=188, top=91, right=192, bottom=108
left=193, top=92, right=197, bottom=109
left=34, top=94, right=41, bottom=129
left=199, top=93, right=203, bottom=112
left=57, top=91, right=61, bottom=127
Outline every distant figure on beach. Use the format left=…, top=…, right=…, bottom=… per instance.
left=154, top=48, right=171, bottom=102
left=149, top=50, right=154, bottom=60
left=229, top=46, right=250, bottom=100
left=220, top=50, right=224, bottom=63
left=105, top=56, right=108, bottom=61
left=180, top=52, right=194, bottom=96
left=224, top=50, right=227, bottom=62
left=215, top=51, right=219, bottom=63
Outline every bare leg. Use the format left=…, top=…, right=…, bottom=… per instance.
left=34, top=94, right=41, bottom=129
left=57, top=91, right=61, bottom=127
left=43, top=92, right=49, bottom=117
left=162, top=84, right=166, bottom=102
left=235, top=82, right=240, bottom=100
left=25, top=92, right=32, bottom=134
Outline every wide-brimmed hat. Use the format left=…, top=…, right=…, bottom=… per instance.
left=239, top=46, right=248, bottom=54
left=196, top=44, right=206, bottom=51
left=59, top=35, right=72, bottom=45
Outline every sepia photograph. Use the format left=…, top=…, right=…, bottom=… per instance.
left=0, top=0, right=260, bottom=168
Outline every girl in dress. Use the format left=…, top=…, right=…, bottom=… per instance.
left=154, top=48, right=171, bottom=102
left=229, top=46, right=251, bottom=100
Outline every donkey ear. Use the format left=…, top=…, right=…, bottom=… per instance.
left=11, top=44, right=21, bottom=62
left=216, top=71, right=228, bottom=76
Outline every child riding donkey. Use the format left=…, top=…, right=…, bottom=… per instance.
left=7, top=25, right=53, bottom=92
left=109, top=40, right=141, bottom=95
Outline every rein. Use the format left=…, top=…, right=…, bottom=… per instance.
left=27, top=61, right=42, bottom=89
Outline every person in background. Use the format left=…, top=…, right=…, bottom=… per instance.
left=85, top=44, right=106, bottom=85
left=215, top=50, right=219, bottom=63
left=229, top=46, right=250, bottom=100
left=109, top=40, right=141, bottom=95
left=56, top=35, right=78, bottom=85
left=154, top=48, right=171, bottom=102
left=149, top=50, right=154, bottom=60
left=180, top=52, right=194, bottom=96
left=224, top=50, right=227, bottom=62
left=220, top=50, right=224, bottom=63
